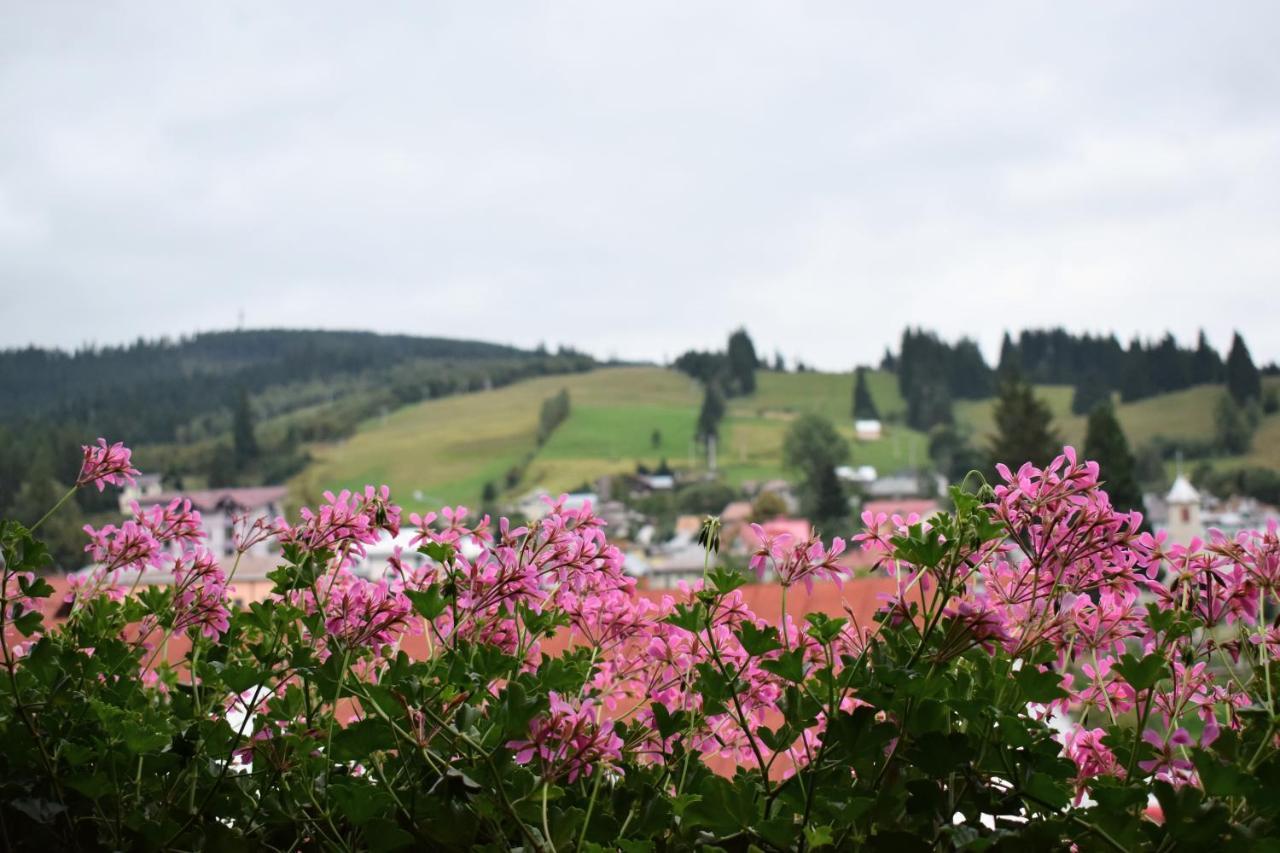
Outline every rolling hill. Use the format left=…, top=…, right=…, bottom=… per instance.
left=295, top=366, right=1280, bottom=513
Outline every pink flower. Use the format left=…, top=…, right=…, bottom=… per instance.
left=323, top=577, right=413, bottom=649
left=75, top=438, right=140, bottom=492
left=82, top=520, right=164, bottom=574
left=132, top=498, right=205, bottom=548
left=508, top=692, right=624, bottom=782
left=1062, top=727, right=1125, bottom=800
left=171, top=550, right=230, bottom=639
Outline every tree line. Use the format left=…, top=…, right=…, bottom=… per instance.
left=0, top=329, right=596, bottom=568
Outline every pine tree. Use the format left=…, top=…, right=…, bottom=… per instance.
left=1215, top=393, right=1255, bottom=454
left=1084, top=402, right=1144, bottom=514
left=1070, top=373, right=1111, bottom=416
left=851, top=367, right=879, bottom=420
left=232, top=388, right=259, bottom=468
left=997, top=332, right=1020, bottom=380
left=808, top=462, right=850, bottom=536
left=1225, top=332, right=1262, bottom=404
left=988, top=373, right=1060, bottom=470
left=696, top=381, right=726, bottom=442
left=726, top=329, right=759, bottom=395
left=9, top=447, right=85, bottom=569
left=1192, top=330, right=1223, bottom=384
left=783, top=413, right=850, bottom=529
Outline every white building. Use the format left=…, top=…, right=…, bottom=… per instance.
left=133, top=486, right=288, bottom=559
left=854, top=419, right=883, bottom=441
left=1164, top=474, right=1202, bottom=545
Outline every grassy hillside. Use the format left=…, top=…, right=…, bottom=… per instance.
left=296, top=367, right=926, bottom=510
left=296, top=366, right=1280, bottom=513
left=956, top=383, right=1230, bottom=450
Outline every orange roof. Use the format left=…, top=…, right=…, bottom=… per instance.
left=862, top=498, right=940, bottom=520
left=740, top=518, right=812, bottom=549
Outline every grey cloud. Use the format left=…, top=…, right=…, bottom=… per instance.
left=2, top=1, right=1279, bottom=367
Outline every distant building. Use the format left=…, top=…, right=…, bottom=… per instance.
left=636, top=474, right=675, bottom=492
left=133, top=486, right=287, bottom=560
left=861, top=498, right=940, bottom=521
left=117, top=473, right=165, bottom=512
left=836, top=465, right=877, bottom=485
left=854, top=419, right=883, bottom=441
left=864, top=471, right=929, bottom=499
left=1163, top=474, right=1202, bottom=545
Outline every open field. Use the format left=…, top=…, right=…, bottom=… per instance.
left=295, top=367, right=1280, bottom=512
left=295, top=366, right=920, bottom=509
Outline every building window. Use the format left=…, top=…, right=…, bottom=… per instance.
left=1180, top=507, right=1191, bottom=523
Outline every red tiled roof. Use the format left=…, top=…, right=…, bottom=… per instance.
left=739, top=518, right=812, bottom=549
left=861, top=498, right=940, bottom=520
left=137, top=486, right=289, bottom=512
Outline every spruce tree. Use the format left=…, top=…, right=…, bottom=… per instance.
left=988, top=373, right=1060, bottom=470
left=696, top=380, right=726, bottom=442
left=1226, top=332, right=1262, bottom=404
left=1083, top=402, right=1144, bottom=514
left=783, top=413, right=850, bottom=530
left=1070, top=373, right=1111, bottom=416
left=852, top=367, right=880, bottom=420
left=1192, top=330, right=1223, bottom=384
left=809, top=462, right=850, bottom=536
left=997, top=332, right=1020, bottom=380
left=726, top=329, right=759, bottom=396
left=232, top=388, right=259, bottom=469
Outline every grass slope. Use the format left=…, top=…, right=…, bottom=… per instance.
left=296, top=367, right=924, bottom=510
left=296, top=368, right=1280, bottom=513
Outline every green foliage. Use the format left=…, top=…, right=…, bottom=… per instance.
left=852, top=366, right=880, bottom=421
left=697, top=380, right=727, bottom=442
left=1226, top=331, right=1262, bottom=405
left=751, top=489, right=789, bottom=522
left=1214, top=393, right=1256, bottom=455
left=1084, top=401, right=1145, bottom=514
left=988, top=372, right=1061, bottom=470
left=232, top=386, right=259, bottom=468
left=536, top=388, right=571, bottom=446
left=675, top=479, right=739, bottom=515
left=783, top=413, right=850, bottom=529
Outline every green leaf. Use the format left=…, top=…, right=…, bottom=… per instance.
left=331, top=718, right=397, bottom=761
left=404, top=586, right=446, bottom=620
left=736, top=622, right=782, bottom=657
left=363, top=817, right=414, bottom=851
left=760, top=649, right=807, bottom=684
left=707, top=566, right=746, bottom=595
left=1114, top=653, right=1166, bottom=692
left=1014, top=666, right=1068, bottom=703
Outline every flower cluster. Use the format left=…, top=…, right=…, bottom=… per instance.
left=12, top=435, right=1280, bottom=850
left=508, top=692, right=624, bottom=782
left=75, top=438, right=140, bottom=492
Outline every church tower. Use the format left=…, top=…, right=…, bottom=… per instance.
left=1165, top=473, right=1203, bottom=545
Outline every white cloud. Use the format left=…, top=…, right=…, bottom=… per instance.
left=2, top=1, right=1279, bottom=367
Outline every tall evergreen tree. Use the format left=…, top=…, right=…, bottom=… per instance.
left=10, top=447, right=85, bottom=569
left=1118, top=337, right=1152, bottom=402
left=1070, top=373, right=1111, bottom=416
left=997, top=332, right=1020, bottom=380
left=808, top=462, right=850, bottom=536
left=851, top=367, right=879, bottom=420
left=1225, top=332, right=1262, bottom=404
left=696, top=380, right=726, bottom=442
left=1084, top=402, right=1144, bottom=514
left=988, top=373, right=1060, bottom=470
left=1192, top=330, right=1224, bottom=384
left=232, top=388, right=259, bottom=468
left=782, top=413, right=850, bottom=531
left=726, top=329, right=759, bottom=396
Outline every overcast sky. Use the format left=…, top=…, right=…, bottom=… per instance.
left=3, top=2, right=1279, bottom=369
